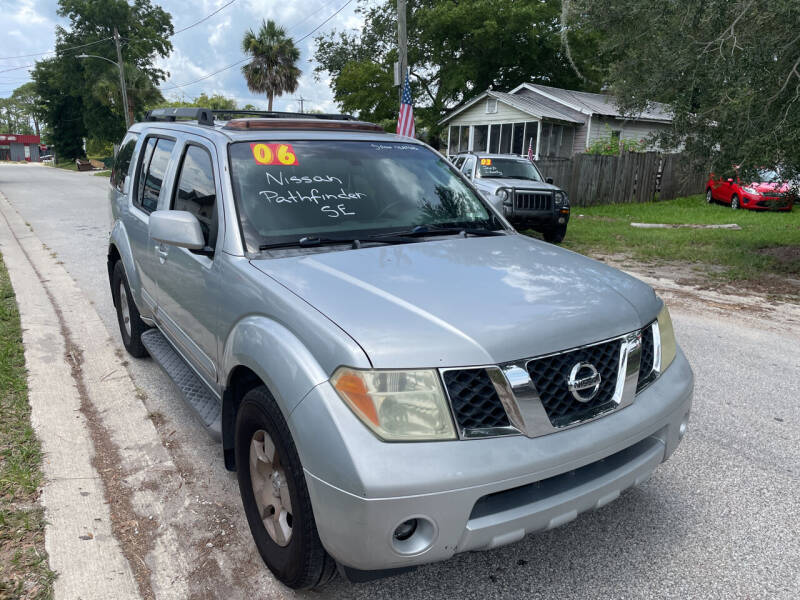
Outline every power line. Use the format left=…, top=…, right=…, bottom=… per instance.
left=0, top=64, right=35, bottom=74
left=295, top=0, right=354, bottom=43
left=0, top=37, right=113, bottom=62
left=173, top=0, right=237, bottom=35
left=159, top=0, right=354, bottom=92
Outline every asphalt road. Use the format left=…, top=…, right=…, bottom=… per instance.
left=1, top=163, right=799, bottom=599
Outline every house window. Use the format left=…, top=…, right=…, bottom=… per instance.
left=611, top=130, right=621, bottom=142
left=512, top=122, right=525, bottom=155
left=457, top=126, right=469, bottom=152
left=488, top=124, right=500, bottom=153
left=499, top=123, right=512, bottom=154
left=486, top=98, right=498, bottom=114
left=539, top=123, right=551, bottom=157
left=473, top=125, right=489, bottom=152
left=524, top=121, right=538, bottom=156
left=448, top=126, right=459, bottom=155
left=559, top=126, right=575, bottom=157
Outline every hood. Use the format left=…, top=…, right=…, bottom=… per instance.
left=476, top=178, right=561, bottom=193
left=749, top=181, right=789, bottom=194
left=251, top=235, right=660, bottom=368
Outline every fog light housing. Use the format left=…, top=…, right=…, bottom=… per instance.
left=393, top=519, right=418, bottom=541
left=679, top=412, right=690, bottom=439
left=558, top=217, right=565, bottom=224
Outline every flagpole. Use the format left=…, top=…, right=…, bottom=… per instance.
left=397, top=0, right=407, bottom=104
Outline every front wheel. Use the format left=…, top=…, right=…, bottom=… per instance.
left=111, top=260, right=149, bottom=358
left=543, top=225, right=567, bottom=244
left=235, top=386, right=336, bottom=589
left=731, top=194, right=740, bottom=210
left=706, top=188, right=713, bottom=203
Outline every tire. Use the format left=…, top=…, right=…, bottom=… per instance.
left=111, top=260, right=149, bottom=358
left=731, top=194, right=740, bottom=210
left=235, top=386, right=336, bottom=589
left=705, top=188, right=713, bottom=203
left=543, top=225, right=567, bottom=244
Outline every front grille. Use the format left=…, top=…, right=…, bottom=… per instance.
left=515, top=191, right=552, bottom=211
left=442, top=368, right=510, bottom=432
left=526, top=339, right=622, bottom=427
left=637, top=324, right=655, bottom=393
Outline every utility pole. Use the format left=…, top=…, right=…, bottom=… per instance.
left=294, top=96, right=307, bottom=113
left=397, top=0, right=407, bottom=103
left=113, top=27, right=132, bottom=129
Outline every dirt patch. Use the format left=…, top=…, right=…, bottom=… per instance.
left=757, top=245, right=800, bottom=267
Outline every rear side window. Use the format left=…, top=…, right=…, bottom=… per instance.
left=135, top=137, right=175, bottom=214
left=112, top=133, right=138, bottom=193
left=172, top=145, right=217, bottom=250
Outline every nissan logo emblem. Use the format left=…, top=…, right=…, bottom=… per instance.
left=567, top=362, right=601, bottom=403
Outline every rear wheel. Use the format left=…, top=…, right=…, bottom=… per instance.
left=235, top=386, right=336, bottom=589
left=543, top=225, right=567, bottom=244
left=706, top=188, right=713, bottom=203
left=731, top=194, right=740, bottom=210
left=111, top=260, right=149, bottom=358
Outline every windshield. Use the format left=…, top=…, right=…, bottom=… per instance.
left=756, top=169, right=782, bottom=183
left=229, top=140, right=503, bottom=250
left=477, top=158, right=543, bottom=181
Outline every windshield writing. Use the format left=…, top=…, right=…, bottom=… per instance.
left=478, top=158, right=542, bottom=181
left=229, top=141, right=501, bottom=250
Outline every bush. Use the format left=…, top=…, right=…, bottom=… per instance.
left=586, top=136, right=647, bottom=155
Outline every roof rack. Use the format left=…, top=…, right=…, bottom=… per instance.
left=144, top=107, right=357, bottom=128
left=145, top=107, right=215, bottom=126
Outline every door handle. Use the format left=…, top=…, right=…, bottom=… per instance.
left=155, top=243, right=168, bottom=263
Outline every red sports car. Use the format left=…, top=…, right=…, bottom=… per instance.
left=705, top=169, right=794, bottom=211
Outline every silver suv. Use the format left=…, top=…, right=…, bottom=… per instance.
left=108, top=108, right=693, bottom=589
left=453, top=152, right=570, bottom=242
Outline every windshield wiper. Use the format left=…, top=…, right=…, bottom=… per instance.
left=259, top=234, right=418, bottom=251
left=371, top=225, right=506, bottom=239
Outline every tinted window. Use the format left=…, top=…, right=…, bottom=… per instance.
left=229, top=141, right=501, bottom=251
left=112, top=133, right=138, bottom=192
left=461, top=156, right=475, bottom=178
left=172, top=145, right=217, bottom=249
left=136, top=138, right=174, bottom=213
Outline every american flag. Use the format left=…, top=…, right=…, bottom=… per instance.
left=527, top=137, right=534, bottom=162
left=396, top=72, right=415, bottom=137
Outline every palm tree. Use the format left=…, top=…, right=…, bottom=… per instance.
left=241, top=20, right=301, bottom=111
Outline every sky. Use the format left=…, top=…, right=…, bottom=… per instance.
left=0, top=0, right=365, bottom=112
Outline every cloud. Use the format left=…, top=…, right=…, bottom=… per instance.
left=0, top=0, right=365, bottom=109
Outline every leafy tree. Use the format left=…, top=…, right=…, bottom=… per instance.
left=32, top=0, right=173, bottom=158
left=314, top=0, right=604, bottom=142
left=0, top=97, right=34, bottom=135
left=568, top=0, right=800, bottom=178
left=241, top=19, right=301, bottom=111
left=151, top=93, right=239, bottom=110
left=8, top=83, right=45, bottom=136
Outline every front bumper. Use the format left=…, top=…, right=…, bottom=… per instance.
left=741, top=193, right=793, bottom=210
left=292, top=348, right=693, bottom=571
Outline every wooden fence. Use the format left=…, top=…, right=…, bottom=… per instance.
left=536, top=152, right=706, bottom=207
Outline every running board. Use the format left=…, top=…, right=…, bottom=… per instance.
left=141, top=328, right=222, bottom=440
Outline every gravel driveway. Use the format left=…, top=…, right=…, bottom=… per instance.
left=1, top=163, right=798, bottom=599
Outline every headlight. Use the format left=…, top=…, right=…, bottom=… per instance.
left=331, top=367, right=456, bottom=441
left=553, top=191, right=568, bottom=206
left=742, top=186, right=759, bottom=195
left=656, top=302, right=677, bottom=372
left=495, top=188, right=509, bottom=202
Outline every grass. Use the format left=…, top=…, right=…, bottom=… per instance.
left=0, top=253, right=56, bottom=599
left=49, top=160, right=77, bottom=172
left=93, top=170, right=110, bottom=178
left=556, top=194, right=800, bottom=283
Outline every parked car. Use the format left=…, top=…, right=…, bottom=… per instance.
left=706, top=168, right=794, bottom=211
left=452, top=152, right=570, bottom=243
left=108, top=108, right=693, bottom=589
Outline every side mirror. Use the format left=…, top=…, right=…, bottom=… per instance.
left=149, top=210, right=205, bottom=250
left=546, top=177, right=554, bottom=184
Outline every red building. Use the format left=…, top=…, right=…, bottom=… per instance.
left=0, top=134, right=41, bottom=162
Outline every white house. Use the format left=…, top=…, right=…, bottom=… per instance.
left=439, top=83, right=672, bottom=158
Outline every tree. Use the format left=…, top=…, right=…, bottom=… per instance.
left=9, top=83, right=45, bottom=136
left=32, top=0, right=173, bottom=158
left=567, top=0, right=800, bottom=179
left=314, top=0, right=604, bottom=142
left=151, top=93, right=239, bottom=110
left=241, top=20, right=301, bottom=111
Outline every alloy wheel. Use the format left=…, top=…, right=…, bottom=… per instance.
left=249, top=429, right=293, bottom=546
left=731, top=195, right=740, bottom=210
left=119, top=282, right=131, bottom=338
left=706, top=190, right=712, bottom=203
